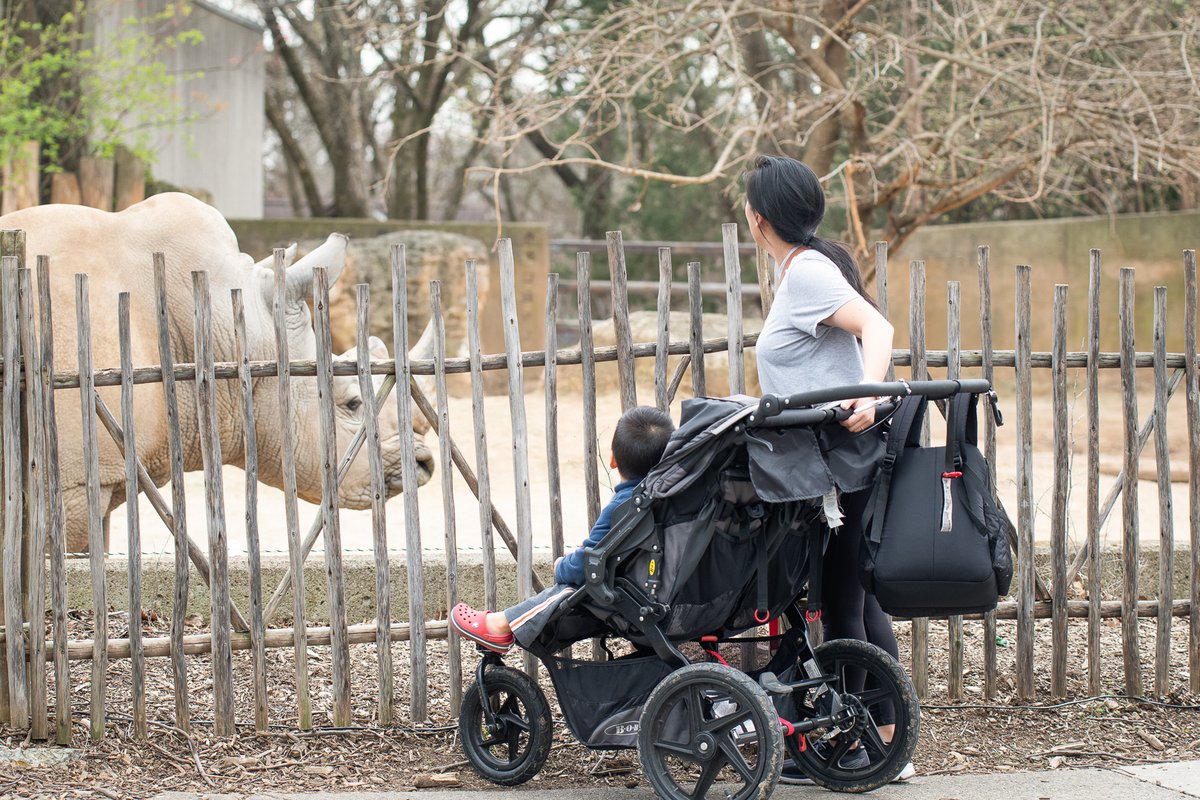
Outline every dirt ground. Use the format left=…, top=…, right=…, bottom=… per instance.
left=4, top=611, right=1198, bottom=799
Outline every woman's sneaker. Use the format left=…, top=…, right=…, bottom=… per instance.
left=779, top=748, right=869, bottom=785
left=894, top=761, right=916, bottom=782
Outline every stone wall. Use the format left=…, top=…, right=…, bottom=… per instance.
left=230, top=218, right=550, bottom=393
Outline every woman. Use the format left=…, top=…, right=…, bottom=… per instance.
left=743, top=154, right=914, bottom=784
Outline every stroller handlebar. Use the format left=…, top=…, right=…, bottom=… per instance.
left=750, top=378, right=993, bottom=426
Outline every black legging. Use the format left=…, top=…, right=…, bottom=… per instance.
left=819, top=487, right=900, bottom=726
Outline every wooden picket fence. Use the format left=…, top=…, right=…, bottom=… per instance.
left=0, top=223, right=1196, bottom=746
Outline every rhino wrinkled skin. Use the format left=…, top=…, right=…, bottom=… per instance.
left=0, top=192, right=435, bottom=552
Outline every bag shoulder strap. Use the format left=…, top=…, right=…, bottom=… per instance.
left=946, top=392, right=980, bottom=473
left=867, top=395, right=927, bottom=543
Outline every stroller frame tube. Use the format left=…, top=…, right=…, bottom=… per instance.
left=751, top=378, right=993, bottom=426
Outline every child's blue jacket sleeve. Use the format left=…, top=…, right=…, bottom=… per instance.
left=554, top=479, right=639, bottom=586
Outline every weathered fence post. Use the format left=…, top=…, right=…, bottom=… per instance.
left=37, top=256, right=70, bottom=744
left=391, top=243, right=428, bottom=720
left=1152, top=286, right=1173, bottom=697
left=545, top=274, right=565, bottom=561
left=1, top=256, right=26, bottom=729
left=118, top=293, right=147, bottom=739
left=430, top=280, right=463, bottom=713
left=270, top=247, right=311, bottom=729
left=978, top=246, right=998, bottom=699
left=467, top=260, right=499, bottom=612
left=655, top=249, right=672, bottom=411
left=908, top=260, right=928, bottom=697
left=192, top=270, right=236, bottom=736
left=608, top=231, right=637, bottom=410
left=1014, top=264, right=1035, bottom=700
left=688, top=262, right=706, bottom=397
left=1185, top=251, right=1200, bottom=696
left=1118, top=267, right=1142, bottom=697
left=723, top=223, right=744, bottom=396
left=1051, top=285, right=1069, bottom=699
left=946, top=281, right=963, bottom=700
left=498, top=239, right=537, bottom=675
left=232, top=289, right=269, bottom=731
left=1086, top=250, right=1102, bottom=696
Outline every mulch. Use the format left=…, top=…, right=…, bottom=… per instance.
left=2, top=612, right=1198, bottom=799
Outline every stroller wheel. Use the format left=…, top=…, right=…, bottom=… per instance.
left=459, top=664, right=553, bottom=786
left=637, top=662, right=783, bottom=800
left=785, top=638, right=919, bottom=793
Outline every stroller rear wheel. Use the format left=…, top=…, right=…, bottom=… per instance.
left=459, top=664, right=553, bottom=786
left=638, top=662, right=783, bottom=800
left=785, top=638, right=919, bottom=793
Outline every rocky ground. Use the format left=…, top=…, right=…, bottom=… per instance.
left=2, top=612, right=1198, bottom=799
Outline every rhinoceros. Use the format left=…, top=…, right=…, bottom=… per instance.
left=0, top=192, right=435, bottom=553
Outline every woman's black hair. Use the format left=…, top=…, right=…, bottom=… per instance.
left=743, top=154, right=876, bottom=308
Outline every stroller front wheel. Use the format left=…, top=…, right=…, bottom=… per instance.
left=459, top=664, right=553, bottom=786
left=638, top=661, right=783, bottom=800
left=785, top=638, right=920, bottom=793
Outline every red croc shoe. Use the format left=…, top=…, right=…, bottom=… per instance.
left=451, top=603, right=514, bottom=653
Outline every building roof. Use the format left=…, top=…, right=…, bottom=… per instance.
left=192, top=0, right=265, bottom=34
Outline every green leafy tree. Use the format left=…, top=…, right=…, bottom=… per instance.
left=0, top=0, right=201, bottom=189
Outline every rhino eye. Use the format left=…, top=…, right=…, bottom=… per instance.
left=345, top=398, right=362, bottom=413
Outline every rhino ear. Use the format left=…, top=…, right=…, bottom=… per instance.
left=368, top=335, right=389, bottom=360
left=252, top=242, right=298, bottom=272
left=285, top=233, right=348, bottom=304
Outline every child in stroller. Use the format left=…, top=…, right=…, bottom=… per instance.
left=456, top=379, right=991, bottom=799
left=451, top=405, right=676, bottom=653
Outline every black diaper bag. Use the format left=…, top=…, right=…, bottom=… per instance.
left=860, top=390, right=1013, bottom=617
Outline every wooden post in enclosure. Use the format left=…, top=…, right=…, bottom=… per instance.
left=1014, top=264, right=1034, bottom=700
left=978, top=246, right=998, bottom=699
left=233, top=289, right=269, bottom=731
left=545, top=274, right=565, bottom=561
left=498, top=239, right=537, bottom=675
left=608, top=232, right=637, bottom=410
left=1, top=141, right=39, bottom=214
left=1186, top=251, right=1200, bottom=695
left=578, top=253, right=602, bottom=531
left=688, top=262, right=706, bottom=397
left=1118, top=268, right=1142, bottom=697
left=79, top=156, right=115, bottom=211
left=392, top=243, right=428, bottom=720
left=655, top=249, right=672, bottom=411
left=1086, top=250, right=1102, bottom=696
left=118, top=293, right=147, bottom=739
left=76, top=274, right=108, bottom=740
left=946, top=281, right=963, bottom=700
left=723, top=223, right=745, bottom=396
left=270, top=247, right=312, bottom=730
left=37, top=256, right=70, bottom=744
left=430, top=281, right=463, bottom=714
left=467, top=261, right=499, bottom=612
left=314, top=266, right=352, bottom=727
left=356, top=286, right=395, bottom=725
left=1050, top=285, right=1069, bottom=699
left=908, top=260, right=928, bottom=697
left=877, top=243, right=892, bottom=382
left=1152, top=286, right=1173, bottom=696
left=1, top=256, right=26, bottom=729
left=192, top=271, right=236, bottom=735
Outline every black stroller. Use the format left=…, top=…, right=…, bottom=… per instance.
left=458, top=379, right=993, bottom=798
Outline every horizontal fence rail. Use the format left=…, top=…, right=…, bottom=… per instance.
left=0, top=229, right=1195, bottom=746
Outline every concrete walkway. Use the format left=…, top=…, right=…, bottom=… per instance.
left=151, top=761, right=1200, bottom=800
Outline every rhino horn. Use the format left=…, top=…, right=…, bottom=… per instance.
left=407, top=321, right=438, bottom=431
left=278, top=233, right=348, bottom=306
left=252, top=242, right=298, bottom=271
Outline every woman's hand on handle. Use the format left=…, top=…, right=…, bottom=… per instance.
left=839, top=395, right=878, bottom=432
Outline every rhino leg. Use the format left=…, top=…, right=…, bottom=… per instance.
left=62, top=483, right=115, bottom=554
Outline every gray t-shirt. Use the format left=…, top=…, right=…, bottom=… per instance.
left=755, top=250, right=865, bottom=397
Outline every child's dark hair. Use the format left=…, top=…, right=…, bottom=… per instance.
left=611, top=406, right=675, bottom=480
left=743, top=154, right=876, bottom=308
